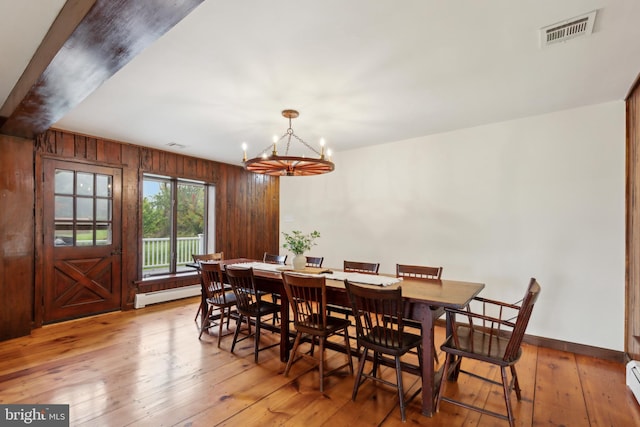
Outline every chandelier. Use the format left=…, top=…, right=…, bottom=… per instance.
left=242, top=109, right=335, bottom=176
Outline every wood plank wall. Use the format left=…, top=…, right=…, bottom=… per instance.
left=627, top=77, right=640, bottom=360
left=0, top=129, right=279, bottom=341
left=0, top=135, right=35, bottom=341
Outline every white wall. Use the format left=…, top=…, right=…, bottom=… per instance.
left=280, top=101, right=625, bottom=351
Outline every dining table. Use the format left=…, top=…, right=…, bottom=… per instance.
left=195, top=258, right=485, bottom=417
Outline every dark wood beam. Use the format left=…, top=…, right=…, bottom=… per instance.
left=0, top=0, right=204, bottom=139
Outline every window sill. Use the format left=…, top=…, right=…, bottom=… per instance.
left=134, top=271, right=199, bottom=294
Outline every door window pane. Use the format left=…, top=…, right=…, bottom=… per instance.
left=77, top=198, right=94, bottom=220
left=54, top=223, right=73, bottom=246
left=96, top=223, right=112, bottom=245
left=55, top=170, right=74, bottom=194
left=96, top=174, right=112, bottom=197
left=76, top=223, right=94, bottom=246
left=96, top=199, right=111, bottom=221
left=55, top=196, right=73, bottom=219
left=77, top=173, right=93, bottom=196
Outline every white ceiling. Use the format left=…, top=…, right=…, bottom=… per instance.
left=2, top=0, right=640, bottom=166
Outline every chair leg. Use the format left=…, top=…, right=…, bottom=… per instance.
left=511, top=365, right=522, bottom=400
left=271, top=294, right=280, bottom=324
left=194, top=303, right=202, bottom=322
left=343, top=328, right=354, bottom=374
left=371, top=352, right=380, bottom=378
left=198, top=306, right=213, bottom=339
left=436, top=352, right=453, bottom=412
left=254, top=316, right=261, bottom=363
left=352, top=347, right=369, bottom=401
left=452, top=355, right=462, bottom=380
left=319, top=337, right=325, bottom=393
left=501, top=366, right=515, bottom=427
left=231, top=314, right=243, bottom=353
left=217, top=307, right=224, bottom=348
left=395, top=355, right=407, bottom=422
left=284, top=332, right=303, bottom=377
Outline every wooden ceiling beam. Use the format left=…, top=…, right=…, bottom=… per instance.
left=0, top=0, right=204, bottom=139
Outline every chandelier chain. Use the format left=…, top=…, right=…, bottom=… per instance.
left=290, top=132, right=321, bottom=156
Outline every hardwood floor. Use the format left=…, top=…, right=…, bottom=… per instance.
left=1, top=297, right=639, bottom=426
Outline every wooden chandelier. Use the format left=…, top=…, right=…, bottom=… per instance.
left=242, top=110, right=335, bottom=176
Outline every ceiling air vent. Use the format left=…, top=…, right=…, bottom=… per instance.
left=540, top=10, right=597, bottom=48
left=166, top=142, right=186, bottom=149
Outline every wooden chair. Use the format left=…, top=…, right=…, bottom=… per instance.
left=192, top=252, right=224, bottom=321
left=263, top=252, right=287, bottom=323
left=198, top=262, right=236, bottom=347
left=329, top=260, right=381, bottom=319
left=343, top=260, right=380, bottom=274
left=281, top=272, right=353, bottom=392
left=396, top=263, right=441, bottom=280
left=192, top=252, right=224, bottom=263
left=305, top=256, right=324, bottom=268
left=226, top=266, right=281, bottom=363
left=396, top=263, right=443, bottom=363
left=263, top=252, right=287, bottom=264
left=436, top=278, right=542, bottom=427
left=344, top=280, right=422, bottom=422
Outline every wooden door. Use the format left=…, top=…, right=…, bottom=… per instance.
left=42, top=159, right=122, bottom=322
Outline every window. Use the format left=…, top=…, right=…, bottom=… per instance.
left=142, top=175, right=212, bottom=276
left=54, top=169, right=113, bottom=246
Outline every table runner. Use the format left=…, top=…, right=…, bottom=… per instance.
left=227, top=262, right=400, bottom=286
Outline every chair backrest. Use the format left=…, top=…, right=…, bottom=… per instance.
left=344, top=260, right=380, bottom=275
left=192, top=252, right=224, bottom=263
left=344, top=280, right=407, bottom=350
left=282, top=272, right=327, bottom=332
left=263, top=252, right=287, bottom=265
left=199, top=262, right=229, bottom=305
left=503, top=278, right=541, bottom=361
left=225, top=266, right=258, bottom=312
left=305, top=256, right=324, bottom=268
left=396, top=263, right=442, bottom=280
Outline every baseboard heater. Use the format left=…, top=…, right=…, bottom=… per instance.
left=134, top=284, right=200, bottom=309
left=628, top=360, right=640, bottom=405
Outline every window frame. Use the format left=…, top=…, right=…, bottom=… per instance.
left=141, top=173, right=211, bottom=277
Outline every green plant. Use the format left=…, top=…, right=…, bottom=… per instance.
left=282, top=230, right=320, bottom=255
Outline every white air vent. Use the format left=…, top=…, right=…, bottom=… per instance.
left=540, top=10, right=597, bottom=47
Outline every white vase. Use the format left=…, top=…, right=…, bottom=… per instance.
left=292, top=254, right=306, bottom=270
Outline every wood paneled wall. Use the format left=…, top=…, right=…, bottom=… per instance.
left=0, top=129, right=279, bottom=341
left=627, top=77, right=640, bottom=360
left=0, top=135, right=35, bottom=340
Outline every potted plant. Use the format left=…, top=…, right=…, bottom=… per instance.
left=282, top=230, right=320, bottom=270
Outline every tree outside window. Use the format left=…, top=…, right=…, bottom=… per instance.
left=142, top=175, right=206, bottom=276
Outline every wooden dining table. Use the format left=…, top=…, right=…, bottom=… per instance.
left=197, top=258, right=485, bottom=417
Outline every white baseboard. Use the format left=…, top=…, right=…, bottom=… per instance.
left=134, top=284, right=200, bottom=309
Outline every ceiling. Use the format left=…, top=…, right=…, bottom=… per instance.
left=2, top=0, right=640, bottom=167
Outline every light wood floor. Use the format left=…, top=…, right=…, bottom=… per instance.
left=1, top=297, right=639, bottom=426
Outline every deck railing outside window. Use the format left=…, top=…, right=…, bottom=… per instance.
left=142, top=235, right=204, bottom=274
